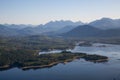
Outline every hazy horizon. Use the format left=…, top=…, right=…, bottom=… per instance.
left=0, top=0, right=120, bottom=25
left=0, top=17, right=120, bottom=25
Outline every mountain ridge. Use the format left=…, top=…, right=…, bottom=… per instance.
left=0, top=18, right=120, bottom=38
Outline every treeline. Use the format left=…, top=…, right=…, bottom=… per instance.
left=0, top=49, right=37, bottom=67
left=0, top=50, right=83, bottom=68
left=0, top=35, right=75, bottom=51
left=0, top=49, right=108, bottom=70
left=0, top=35, right=75, bottom=69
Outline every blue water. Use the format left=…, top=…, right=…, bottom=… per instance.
left=1, top=43, right=120, bottom=80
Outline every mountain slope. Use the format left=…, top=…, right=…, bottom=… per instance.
left=0, top=20, right=83, bottom=36
left=99, top=28, right=120, bottom=37
left=89, top=18, right=120, bottom=30
left=0, top=24, right=19, bottom=36
left=62, top=25, right=102, bottom=38
left=18, top=20, right=84, bottom=35
left=36, top=20, right=84, bottom=33
left=62, top=24, right=120, bottom=38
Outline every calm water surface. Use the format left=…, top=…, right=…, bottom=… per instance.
left=1, top=43, right=120, bottom=80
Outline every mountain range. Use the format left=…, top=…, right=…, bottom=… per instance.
left=0, top=18, right=120, bottom=38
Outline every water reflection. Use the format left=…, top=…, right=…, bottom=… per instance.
left=39, top=43, right=120, bottom=60
left=1, top=43, right=120, bottom=80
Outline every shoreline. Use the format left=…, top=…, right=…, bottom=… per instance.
left=0, top=57, right=78, bottom=70
left=0, top=57, right=108, bottom=70
left=22, top=57, right=79, bottom=70
left=21, top=58, right=108, bottom=70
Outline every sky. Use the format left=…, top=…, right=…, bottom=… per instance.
left=0, top=0, right=120, bottom=25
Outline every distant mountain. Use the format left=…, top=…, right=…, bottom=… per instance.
left=0, top=24, right=19, bottom=36
left=0, top=20, right=83, bottom=36
left=0, top=24, right=36, bottom=36
left=62, top=25, right=102, bottom=38
left=98, top=28, right=120, bottom=37
left=4, top=24, right=33, bottom=30
left=44, top=25, right=79, bottom=36
left=36, top=20, right=84, bottom=33
left=57, top=25, right=78, bottom=34
left=1, top=18, right=120, bottom=38
left=62, top=24, right=120, bottom=38
left=89, top=18, right=120, bottom=30
left=20, top=20, right=84, bottom=35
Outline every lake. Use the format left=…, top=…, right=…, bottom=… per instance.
left=1, top=43, right=120, bottom=80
